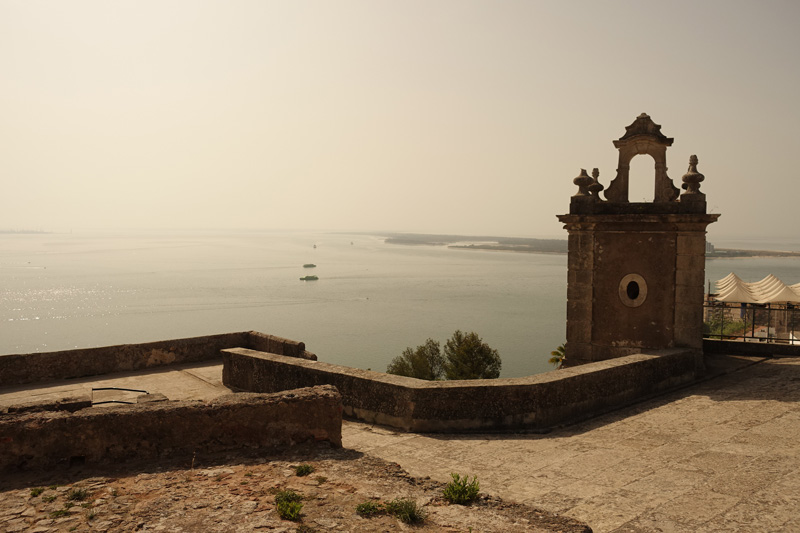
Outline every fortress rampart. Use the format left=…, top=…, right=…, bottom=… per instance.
left=0, top=331, right=315, bottom=387
left=0, top=386, right=342, bottom=473
left=223, top=346, right=702, bottom=432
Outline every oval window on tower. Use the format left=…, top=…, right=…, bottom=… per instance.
left=619, top=273, right=647, bottom=308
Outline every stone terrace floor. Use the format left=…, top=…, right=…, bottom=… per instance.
left=2, top=356, right=800, bottom=532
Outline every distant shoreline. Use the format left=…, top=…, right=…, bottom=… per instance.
left=380, top=233, right=567, bottom=254
left=377, top=233, right=800, bottom=258
left=708, top=248, right=800, bottom=258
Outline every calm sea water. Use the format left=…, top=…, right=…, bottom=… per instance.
left=2, top=231, right=799, bottom=377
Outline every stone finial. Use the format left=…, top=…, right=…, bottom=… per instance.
left=588, top=168, right=605, bottom=199
left=681, top=155, right=704, bottom=194
left=572, top=169, right=593, bottom=197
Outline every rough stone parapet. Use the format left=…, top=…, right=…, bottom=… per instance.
left=2, top=395, right=92, bottom=415
left=0, top=386, right=342, bottom=472
left=0, top=331, right=315, bottom=387
left=223, top=347, right=701, bottom=433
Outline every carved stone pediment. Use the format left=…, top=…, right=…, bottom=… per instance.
left=613, top=113, right=674, bottom=148
left=604, top=113, right=680, bottom=204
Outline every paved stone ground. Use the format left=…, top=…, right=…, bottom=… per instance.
left=343, top=357, right=800, bottom=532
left=0, top=360, right=229, bottom=409
left=3, top=356, right=800, bottom=532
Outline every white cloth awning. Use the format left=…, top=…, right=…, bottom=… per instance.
left=715, top=273, right=800, bottom=304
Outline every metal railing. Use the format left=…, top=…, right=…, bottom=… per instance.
left=703, top=299, right=799, bottom=344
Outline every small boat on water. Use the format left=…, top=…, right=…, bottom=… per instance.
left=303, top=264, right=317, bottom=268
left=300, top=275, right=319, bottom=281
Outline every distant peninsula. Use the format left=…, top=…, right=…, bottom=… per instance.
left=707, top=248, right=800, bottom=258
left=380, top=233, right=567, bottom=254
left=378, top=233, right=800, bottom=258
left=0, top=229, right=50, bottom=234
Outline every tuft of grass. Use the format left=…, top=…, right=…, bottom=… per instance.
left=48, top=484, right=58, bottom=490
left=66, top=488, right=89, bottom=502
left=87, top=510, right=97, bottom=520
left=63, top=502, right=74, bottom=510
left=442, top=473, right=480, bottom=505
left=244, top=471, right=254, bottom=478
left=355, top=500, right=385, bottom=518
left=385, top=498, right=426, bottom=524
left=43, top=495, right=57, bottom=503
left=314, top=476, right=328, bottom=485
left=275, top=489, right=303, bottom=521
left=294, top=464, right=315, bottom=477
left=30, top=487, right=44, bottom=497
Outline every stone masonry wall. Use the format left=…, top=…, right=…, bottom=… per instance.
left=222, top=347, right=702, bottom=432
left=0, top=386, right=342, bottom=472
left=0, top=331, right=315, bottom=387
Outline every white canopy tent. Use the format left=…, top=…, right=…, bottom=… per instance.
left=715, top=273, right=800, bottom=304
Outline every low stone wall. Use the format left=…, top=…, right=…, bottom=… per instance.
left=222, top=347, right=702, bottom=432
left=703, top=338, right=800, bottom=358
left=0, top=331, right=315, bottom=387
left=0, top=386, right=342, bottom=472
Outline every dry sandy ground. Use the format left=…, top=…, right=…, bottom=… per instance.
left=0, top=445, right=591, bottom=533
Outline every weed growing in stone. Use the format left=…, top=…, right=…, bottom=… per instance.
left=355, top=500, right=385, bottom=518
left=442, top=473, right=480, bottom=504
left=30, top=487, right=44, bottom=497
left=42, top=495, right=56, bottom=503
left=294, top=464, right=315, bottom=476
left=48, top=509, right=70, bottom=519
left=385, top=498, right=426, bottom=524
left=48, top=485, right=58, bottom=490
left=275, top=489, right=303, bottom=521
left=315, top=476, right=328, bottom=485
left=67, top=488, right=89, bottom=501
left=87, top=510, right=97, bottom=520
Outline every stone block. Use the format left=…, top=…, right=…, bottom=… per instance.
left=676, top=234, right=706, bottom=256
left=137, top=393, right=168, bottom=403
left=675, top=284, right=703, bottom=307
left=676, top=254, right=705, bottom=273
left=567, top=282, right=592, bottom=301
left=675, top=268, right=705, bottom=289
left=567, top=300, right=592, bottom=323
left=568, top=251, right=594, bottom=271
left=567, top=320, right=592, bottom=343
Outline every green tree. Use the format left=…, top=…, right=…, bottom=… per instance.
left=386, top=339, right=445, bottom=380
left=443, top=330, right=501, bottom=380
left=548, top=344, right=565, bottom=368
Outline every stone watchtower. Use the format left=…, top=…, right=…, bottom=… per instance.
left=557, top=114, right=719, bottom=366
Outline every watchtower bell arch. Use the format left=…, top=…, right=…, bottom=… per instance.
left=604, top=113, right=681, bottom=203
left=557, top=114, right=719, bottom=366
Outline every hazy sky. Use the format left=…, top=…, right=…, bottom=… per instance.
left=2, top=0, right=798, bottom=239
